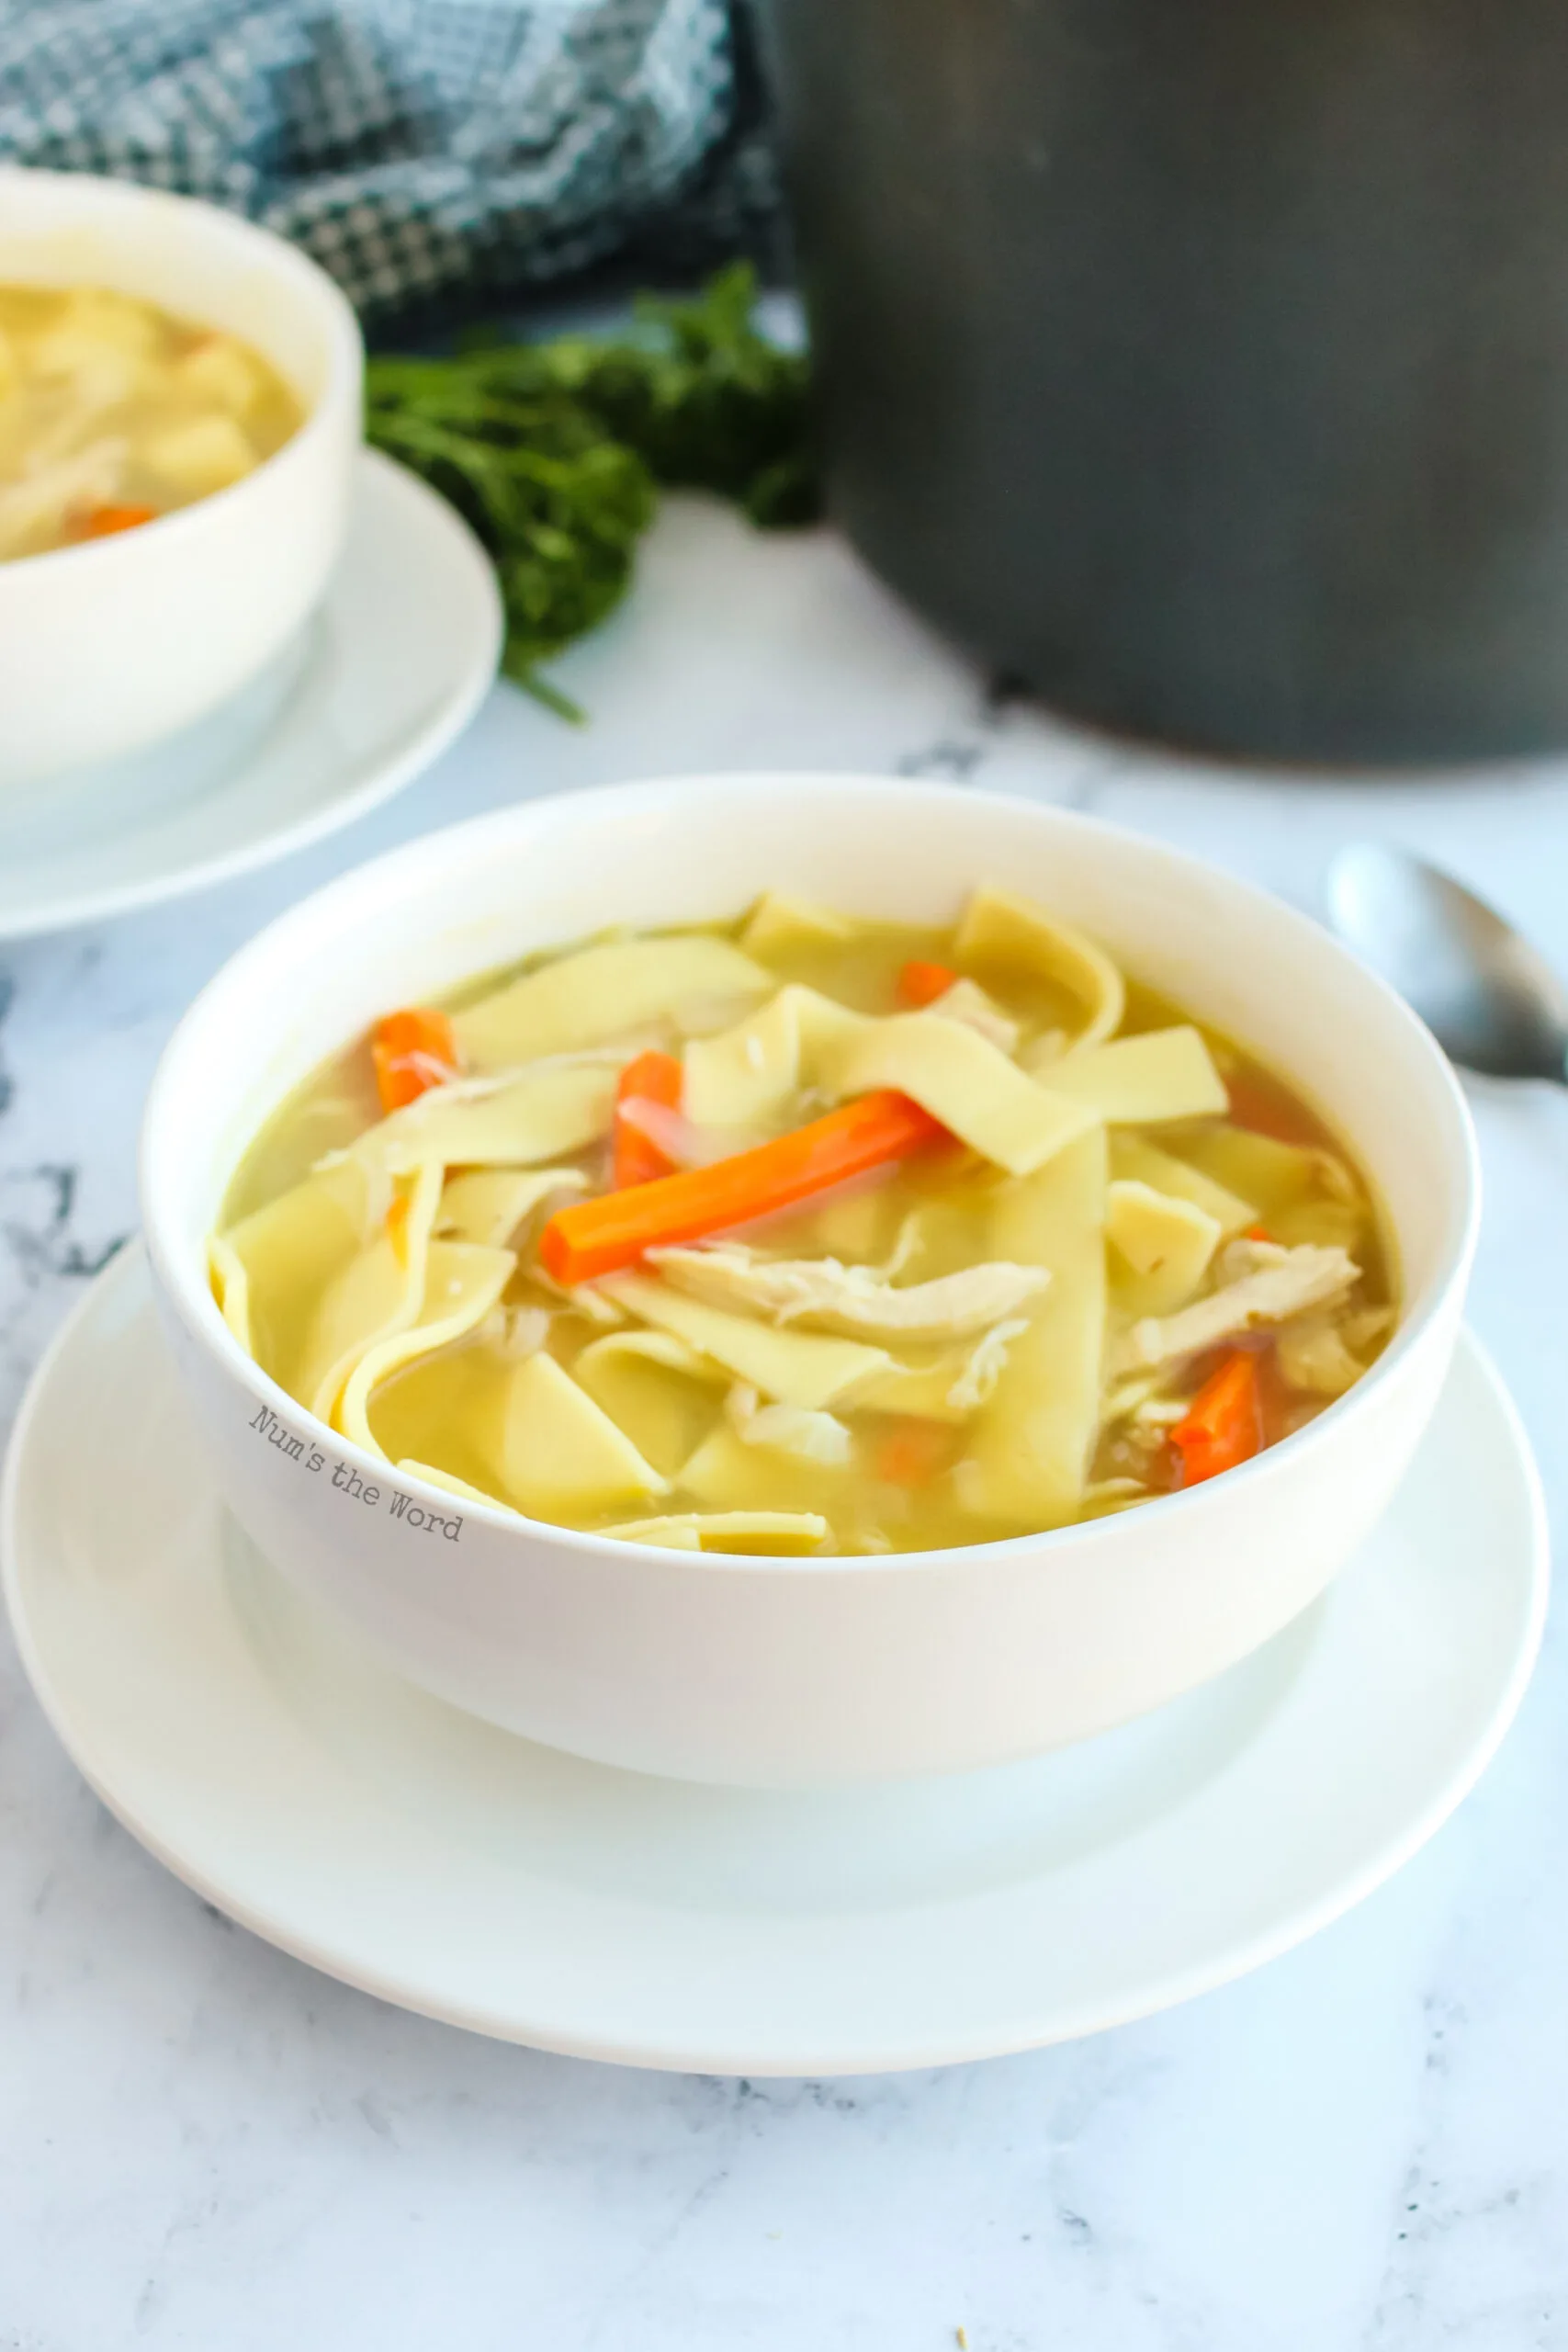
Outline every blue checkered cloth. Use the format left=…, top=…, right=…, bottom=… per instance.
left=0, top=0, right=780, bottom=324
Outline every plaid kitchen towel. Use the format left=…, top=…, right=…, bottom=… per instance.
left=0, top=0, right=781, bottom=325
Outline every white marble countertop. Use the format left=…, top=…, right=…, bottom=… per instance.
left=2, top=498, right=1564, bottom=2350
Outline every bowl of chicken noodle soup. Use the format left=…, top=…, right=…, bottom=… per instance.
left=0, top=170, right=360, bottom=784
left=141, top=776, right=1478, bottom=1784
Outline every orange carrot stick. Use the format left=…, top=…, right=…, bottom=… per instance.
left=372, top=1007, right=457, bottom=1114
left=540, top=1090, right=946, bottom=1287
left=613, top=1048, right=685, bottom=1188
left=897, top=958, right=958, bottom=1010
left=74, top=503, right=159, bottom=539
left=1169, top=1350, right=1263, bottom=1487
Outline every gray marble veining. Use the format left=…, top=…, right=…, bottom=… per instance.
left=1, top=498, right=1563, bottom=2351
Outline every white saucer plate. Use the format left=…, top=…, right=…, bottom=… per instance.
left=2, top=1247, right=1547, bottom=2076
left=0, top=450, right=502, bottom=939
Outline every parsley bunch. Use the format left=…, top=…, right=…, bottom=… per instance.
left=365, top=266, right=819, bottom=718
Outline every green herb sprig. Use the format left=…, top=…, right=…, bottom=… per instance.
left=364, top=265, right=819, bottom=718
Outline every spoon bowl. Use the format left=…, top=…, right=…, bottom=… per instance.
left=1327, top=843, right=1568, bottom=1083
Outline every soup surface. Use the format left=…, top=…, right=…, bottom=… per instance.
left=213, top=889, right=1395, bottom=1555
left=0, top=284, right=303, bottom=560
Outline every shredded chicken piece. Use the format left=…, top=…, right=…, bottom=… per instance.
left=1275, top=1303, right=1393, bottom=1396
left=1102, top=1420, right=1169, bottom=1476
left=1274, top=1318, right=1361, bottom=1396
left=474, top=1303, right=553, bottom=1359
left=1213, top=1236, right=1281, bottom=1283
left=0, top=435, right=127, bottom=557
left=387, top=1039, right=662, bottom=1107
left=499, top=1305, right=553, bottom=1359
left=946, top=1317, right=1030, bottom=1409
left=1133, top=1396, right=1189, bottom=1428
left=1116, top=1239, right=1360, bottom=1373
left=1102, top=1374, right=1186, bottom=1428
left=724, top=1382, right=852, bottom=1464
left=880, top=1211, right=926, bottom=1282
left=1344, top=1305, right=1396, bottom=1353
left=648, top=1241, right=1049, bottom=1340
left=1103, top=1373, right=1155, bottom=1419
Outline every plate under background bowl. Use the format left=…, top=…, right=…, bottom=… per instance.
left=0, top=449, right=502, bottom=940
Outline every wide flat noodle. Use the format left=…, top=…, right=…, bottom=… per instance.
left=220, top=1156, right=440, bottom=1420
left=1105, top=1178, right=1222, bottom=1316
left=739, top=894, right=857, bottom=953
left=339, top=1240, right=515, bottom=1454
left=1177, top=1125, right=1314, bottom=1210
left=1179, top=1126, right=1360, bottom=1235
left=954, top=886, right=1125, bottom=1050
left=822, top=1011, right=1100, bottom=1175
left=927, top=978, right=1021, bottom=1055
left=573, top=1329, right=726, bottom=1477
left=491, top=1351, right=668, bottom=1516
left=434, top=1166, right=587, bottom=1248
left=677, top=1421, right=852, bottom=1519
left=1109, top=1132, right=1256, bottom=1235
left=601, top=1510, right=829, bottom=1555
left=682, top=984, right=868, bottom=1128
left=964, top=1125, right=1109, bottom=1524
left=208, top=1234, right=253, bottom=1353
left=1041, top=1027, right=1228, bottom=1123
left=602, top=1270, right=892, bottom=1409
left=296, top=1159, right=446, bottom=1424
left=215, top=1156, right=371, bottom=1392
left=350, top=1066, right=615, bottom=1176
left=452, top=936, right=773, bottom=1069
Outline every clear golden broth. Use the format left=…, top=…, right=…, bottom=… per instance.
left=220, top=910, right=1395, bottom=1555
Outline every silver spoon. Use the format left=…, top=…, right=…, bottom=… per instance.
left=1326, top=842, right=1568, bottom=1082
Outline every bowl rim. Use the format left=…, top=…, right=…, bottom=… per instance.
left=0, top=164, right=363, bottom=583
left=140, top=772, right=1483, bottom=1578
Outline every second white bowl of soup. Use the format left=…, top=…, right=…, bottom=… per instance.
left=0, top=169, right=361, bottom=785
left=141, top=776, right=1478, bottom=1785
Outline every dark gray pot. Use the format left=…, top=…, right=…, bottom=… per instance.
left=762, top=0, right=1568, bottom=763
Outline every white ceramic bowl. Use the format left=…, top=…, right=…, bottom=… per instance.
left=140, top=776, right=1479, bottom=1787
left=0, top=168, right=362, bottom=786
